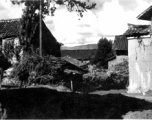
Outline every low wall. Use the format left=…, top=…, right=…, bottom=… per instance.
left=108, top=56, right=128, bottom=69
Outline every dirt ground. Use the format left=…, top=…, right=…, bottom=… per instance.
left=91, top=89, right=152, bottom=119
left=0, top=87, right=152, bottom=119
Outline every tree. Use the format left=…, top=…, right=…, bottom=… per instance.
left=93, top=38, right=114, bottom=68
left=11, top=0, right=96, bottom=56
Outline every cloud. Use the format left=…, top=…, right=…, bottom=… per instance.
left=45, top=20, right=54, bottom=24
left=78, top=32, right=94, bottom=37
left=0, top=3, right=6, bottom=10
left=0, top=0, right=22, bottom=19
left=1, top=0, right=152, bottom=47
left=44, top=18, right=55, bottom=31
left=144, top=0, right=152, bottom=3
left=77, top=38, right=86, bottom=44
left=45, top=23, right=55, bottom=32
left=118, top=0, right=139, bottom=11
left=77, top=24, right=91, bottom=27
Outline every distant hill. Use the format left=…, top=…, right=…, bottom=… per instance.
left=61, top=44, right=97, bottom=50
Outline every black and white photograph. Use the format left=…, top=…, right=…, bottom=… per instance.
left=0, top=0, right=152, bottom=119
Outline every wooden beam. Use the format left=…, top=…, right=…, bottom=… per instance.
left=0, top=68, right=3, bottom=90
left=71, top=80, right=73, bottom=92
left=151, top=17, right=152, bottom=36
left=39, top=0, right=42, bottom=57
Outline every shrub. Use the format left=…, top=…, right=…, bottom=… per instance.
left=11, top=54, right=84, bottom=88
left=82, top=60, right=129, bottom=92
left=107, top=59, right=129, bottom=89
left=11, top=54, right=64, bottom=86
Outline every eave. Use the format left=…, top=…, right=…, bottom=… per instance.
left=137, top=6, right=152, bottom=21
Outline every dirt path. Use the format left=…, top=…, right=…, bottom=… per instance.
left=91, top=89, right=152, bottom=119
left=91, top=89, right=152, bottom=102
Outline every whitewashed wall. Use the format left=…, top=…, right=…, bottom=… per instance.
left=2, top=37, right=19, bottom=50
left=2, top=37, right=20, bottom=64
left=13, top=38, right=20, bottom=48
left=127, top=37, right=152, bottom=94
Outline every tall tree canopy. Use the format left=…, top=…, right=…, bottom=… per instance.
left=11, top=0, right=96, bottom=56
left=93, top=38, right=114, bottom=68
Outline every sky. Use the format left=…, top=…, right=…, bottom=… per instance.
left=0, top=0, right=152, bottom=46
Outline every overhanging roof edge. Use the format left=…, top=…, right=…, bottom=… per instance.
left=137, top=6, right=152, bottom=21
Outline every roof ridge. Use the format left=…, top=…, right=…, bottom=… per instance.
left=128, top=23, right=150, bottom=26
left=0, top=18, right=21, bottom=22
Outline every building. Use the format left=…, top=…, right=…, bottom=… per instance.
left=107, top=35, right=128, bottom=69
left=0, top=19, right=20, bottom=50
left=0, top=18, right=61, bottom=57
left=124, top=6, right=152, bottom=93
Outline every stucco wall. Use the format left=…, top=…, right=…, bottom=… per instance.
left=108, top=56, right=128, bottom=69
left=2, top=37, right=19, bottom=50
left=128, top=37, right=152, bottom=93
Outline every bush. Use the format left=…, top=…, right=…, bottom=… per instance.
left=107, top=59, right=129, bottom=89
left=82, top=60, right=129, bottom=92
left=11, top=54, right=65, bottom=86
left=11, top=54, right=84, bottom=89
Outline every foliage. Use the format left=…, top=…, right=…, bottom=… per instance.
left=82, top=59, right=129, bottom=92
left=11, top=54, right=65, bottom=85
left=93, top=38, right=114, bottom=67
left=11, top=0, right=96, bottom=56
left=2, top=77, right=20, bottom=86
left=18, top=3, right=61, bottom=56
left=0, top=52, right=11, bottom=71
left=3, top=40, right=21, bottom=61
left=11, top=53, right=85, bottom=87
left=107, top=59, right=129, bottom=87
left=12, top=0, right=96, bottom=17
left=3, top=40, right=14, bottom=60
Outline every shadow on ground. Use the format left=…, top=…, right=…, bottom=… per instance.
left=0, top=88, right=152, bottom=119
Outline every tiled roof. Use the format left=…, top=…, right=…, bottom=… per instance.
left=137, top=6, right=152, bottom=21
left=0, top=19, right=20, bottom=39
left=124, top=24, right=150, bottom=37
left=114, top=35, right=128, bottom=50
left=61, top=49, right=97, bottom=60
left=62, top=56, right=85, bottom=67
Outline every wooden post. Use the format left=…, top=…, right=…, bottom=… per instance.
left=71, top=80, right=73, bottom=92
left=0, top=68, right=3, bottom=90
left=151, top=17, right=152, bottom=36
left=39, top=0, right=42, bottom=57
left=0, top=70, right=1, bottom=90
